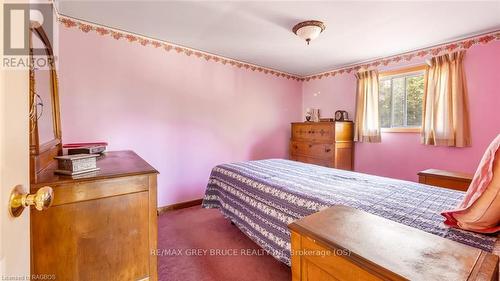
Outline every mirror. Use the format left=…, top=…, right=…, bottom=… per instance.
left=31, top=31, right=55, bottom=144
left=30, top=23, right=62, bottom=181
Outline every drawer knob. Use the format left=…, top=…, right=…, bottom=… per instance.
left=325, top=148, right=331, bottom=153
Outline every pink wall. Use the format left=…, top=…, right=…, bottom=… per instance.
left=302, top=74, right=357, bottom=120
left=58, top=26, right=302, bottom=207
left=303, top=41, right=500, bottom=181
left=58, top=21, right=499, bottom=206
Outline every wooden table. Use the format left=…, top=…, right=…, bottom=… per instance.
left=418, top=169, right=473, bottom=191
left=289, top=205, right=498, bottom=281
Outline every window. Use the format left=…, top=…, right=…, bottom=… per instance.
left=378, top=66, right=425, bottom=131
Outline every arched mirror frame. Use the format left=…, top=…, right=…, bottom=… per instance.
left=29, top=22, right=62, bottom=182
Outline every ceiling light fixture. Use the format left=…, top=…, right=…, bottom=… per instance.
left=292, top=20, right=326, bottom=45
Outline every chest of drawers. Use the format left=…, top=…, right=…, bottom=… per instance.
left=30, top=150, right=158, bottom=281
left=290, top=121, right=354, bottom=170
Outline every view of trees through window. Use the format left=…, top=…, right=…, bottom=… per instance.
left=379, top=72, right=424, bottom=128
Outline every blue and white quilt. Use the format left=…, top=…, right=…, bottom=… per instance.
left=202, top=159, right=497, bottom=265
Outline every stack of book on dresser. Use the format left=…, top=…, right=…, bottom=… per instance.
left=55, top=142, right=108, bottom=176
left=64, top=142, right=108, bottom=155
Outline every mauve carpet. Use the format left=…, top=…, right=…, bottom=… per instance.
left=158, top=206, right=291, bottom=281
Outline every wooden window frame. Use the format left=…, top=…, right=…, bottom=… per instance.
left=379, top=65, right=426, bottom=78
left=381, top=127, right=420, bottom=133
left=379, top=65, right=426, bottom=133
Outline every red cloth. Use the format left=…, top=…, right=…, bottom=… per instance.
left=441, top=134, right=500, bottom=233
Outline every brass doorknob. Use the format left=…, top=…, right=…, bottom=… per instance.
left=9, top=185, right=54, bottom=217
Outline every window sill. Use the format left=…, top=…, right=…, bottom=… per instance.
left=381, top=127, right=420, bottom=133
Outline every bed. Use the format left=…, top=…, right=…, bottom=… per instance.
left=201, top=159, right=498, bottom=266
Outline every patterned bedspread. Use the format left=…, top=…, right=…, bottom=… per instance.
left=202, top=159, right=497, bottom=265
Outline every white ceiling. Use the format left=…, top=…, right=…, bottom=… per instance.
left=56, top=1, right=500, bottom=76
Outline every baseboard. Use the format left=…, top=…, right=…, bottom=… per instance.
left=157, top=198, right=203, bottom=215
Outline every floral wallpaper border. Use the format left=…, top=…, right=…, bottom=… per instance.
left=302, top=30, right=500, bottom=81
left=58, top=15, right=499, bottom=82
left=57, top=16, right=303, bottom=81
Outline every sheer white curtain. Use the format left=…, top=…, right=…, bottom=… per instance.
left=354, top=70, right=381, bottom=143
left=422, top=51, right=471, bottom=147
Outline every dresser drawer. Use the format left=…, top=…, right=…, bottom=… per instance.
left=292, top=123, right=334, bottom=141
left=32, top=191, right=150, bottom=281
left=298, top=234, right=383, bottom=281
left=291, top=123, right=311, bottom=140
left=291, top=155, right=332, bottom=168
left=44, top=175, right=150, bottom=207
left=290, top=141, right=333, bottom=159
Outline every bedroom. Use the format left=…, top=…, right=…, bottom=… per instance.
left=1, top=0, right=499, bottom=280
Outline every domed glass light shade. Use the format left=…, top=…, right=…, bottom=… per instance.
left=292, top=20, right=326, bottom=45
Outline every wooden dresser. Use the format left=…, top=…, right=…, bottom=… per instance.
left=30, top=150, right=158, bottom=281
left=290, top=121, right=354, bottom=170
left=289, top=206, right=498, bottom=281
